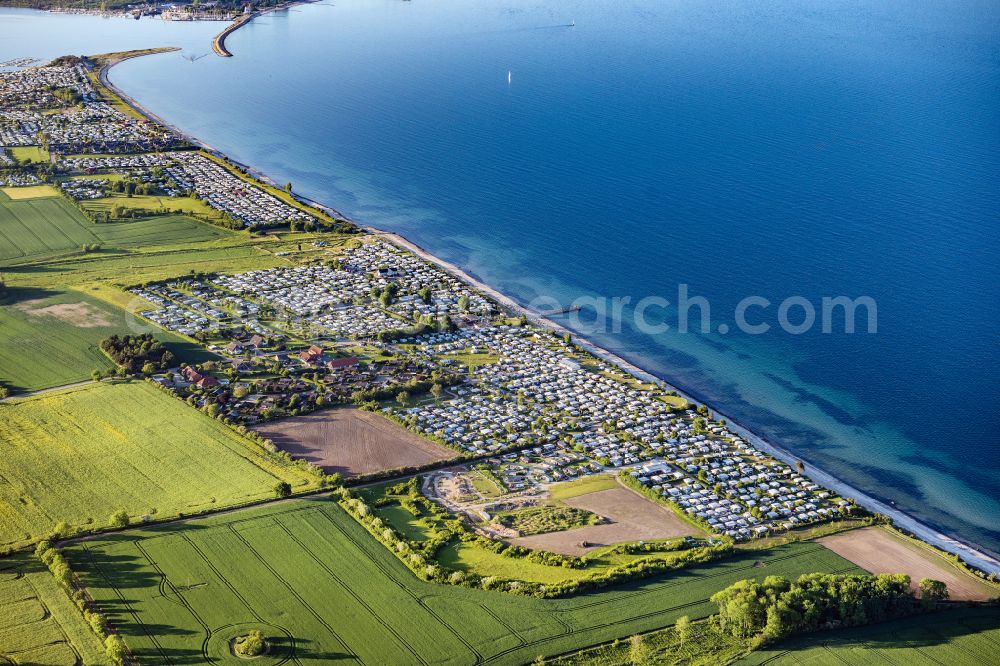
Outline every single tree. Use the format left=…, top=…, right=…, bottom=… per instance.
left=105, top=634, right=128, bottom=666
left=274, top=481, right=292, bottom=498
left=628, top=634, right=651, bottom=666
left=675, top=615, right=691, bottom=648
left=108, top=510, right=129, bottom=529
left=919, top=578, right=949, bottom=609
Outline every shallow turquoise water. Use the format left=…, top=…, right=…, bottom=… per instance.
left=3, top=0, right=998, bottom=554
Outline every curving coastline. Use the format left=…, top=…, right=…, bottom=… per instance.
left=212, top=13, right=249, bottom=57
left=212, top=0, right=316, bottom=57
left=100, top=51, right=1000, bottom=579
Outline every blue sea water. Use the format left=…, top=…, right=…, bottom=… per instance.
left=2, top=0, right=998, bottom=554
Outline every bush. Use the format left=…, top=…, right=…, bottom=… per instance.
left=234, top=629, right=267, bottom=657
left=108, top=509, right=130, bottom=529
left=105, top=634, right=128, bottom=665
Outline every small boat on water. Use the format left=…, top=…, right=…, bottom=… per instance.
left=507, top=70, right=512, bottom=84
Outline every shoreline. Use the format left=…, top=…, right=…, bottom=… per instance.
left=98, top=51, right=1000, bottom=578
left=370, top=229, right=1000, bottom=576
left=213, top=0, right=317, bottom=57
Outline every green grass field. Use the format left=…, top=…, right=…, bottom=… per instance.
left=0, top=287, right=211, bottom=393
left=0, top=189, right=230, bottom=265
left=9, top=146, right=49, bottom=164
left=0, top=553, right=108, bottom=665
left=69, top=498, right=863, bottom=666
left=548, top=474, right=621, bottom=501
left=736, top=606, right=1000, bottom=666
left=80, top=192, right=224, bottom=222
left=0, top=381, right=319, bottom=550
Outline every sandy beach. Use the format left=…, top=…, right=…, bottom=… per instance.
left=99, top=47, right=1000, bottom=579
left=371, top=229, right=1000, bottom=577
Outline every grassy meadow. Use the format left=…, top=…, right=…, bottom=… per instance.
left=69, top=498, right=862, bottom=666
left=0, top=286, right=210, bottom=393
left=8, top=146, right=49, bottom=164
left=0, top=553, right=108, bottom=665
left=548, top=474, right=621, bottom=501
left=0, top=188, right=230, bottom=265
left=0, top=381, right=319, bottom=550
left=737, top=606, right=1000, bottom=666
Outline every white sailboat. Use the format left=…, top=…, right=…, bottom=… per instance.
left=507, top=70, right=512, bottom=84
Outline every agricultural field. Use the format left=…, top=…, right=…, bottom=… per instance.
left=253, top=407, right=456, bottom=477
left=0, top=189, right=230, bottom=265
left=819, top=527, right=1000, bottom=601
left=0, top=287, right=210, bottom=393
left=553, top=619, right=747, bottom=665
left=737, top=606, right=1000, bottom=666
left=0, top=381, right=318, bottom=550
left=513, top=486, right=705, bottom=555
left=0, top=552, right=107, bottom=666
left=0, top=185, right=61, bottom=200
left=68, top=497, right=864, bottom=666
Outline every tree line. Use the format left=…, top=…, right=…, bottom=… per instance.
left=710, top=572, right=949, bottom=646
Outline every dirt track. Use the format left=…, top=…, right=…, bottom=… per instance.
left=819, top=527, right=999, bottom=601
left=511, top=486, right=704, bottom=555
left=253, top=408, right=455, bottom=477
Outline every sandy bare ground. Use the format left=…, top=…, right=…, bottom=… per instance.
left=819, top=527, right=999, bottom=601
left=511, top=486, right=704, bottom=555
left=16, top=301, right=113, bottom=328
left=253, top=407, right=455, bottom=477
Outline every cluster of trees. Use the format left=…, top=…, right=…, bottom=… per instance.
left=351, top=373, right=462, bottom=405
left=100, top=333, right=175, bottom=374
left=81, top=243, right=102, bottom=253
left=710, top=572, right=945, bottom=645
left=107, top=178, right=155, bottom=197
left=376, top=315, right=457, bottom=342
left=50, top=85, right=82, bottom=106
left=35, top=539, right=128, bottom=665
left=234, top=630, right=267, bottom=658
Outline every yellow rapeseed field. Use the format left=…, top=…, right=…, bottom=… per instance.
left=0, top=381, right=318, bottom=550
